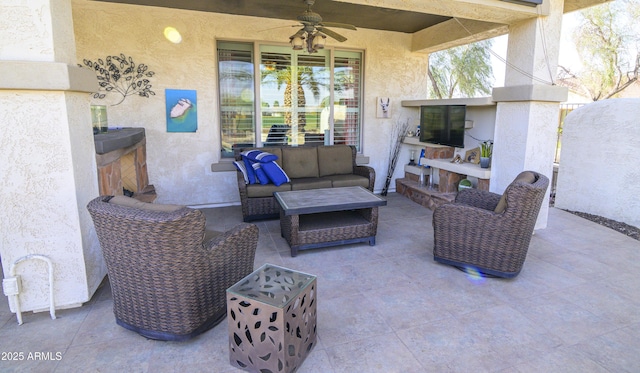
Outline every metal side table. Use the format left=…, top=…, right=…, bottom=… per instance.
left=227, top=264, right=317, bottom=373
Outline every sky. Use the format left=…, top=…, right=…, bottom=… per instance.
left=490, top=12, right=580, bottom=87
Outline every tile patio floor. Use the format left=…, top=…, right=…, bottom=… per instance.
left=1, top=193, right=639, bottom=372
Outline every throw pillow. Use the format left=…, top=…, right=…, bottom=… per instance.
left=233, top=160, right=249, bottom=184
left=262, top=161, right=290, bottom=186
left=241, top=156, right=258, bottom=184
left=494, top=171, right=538, bottom=213
left=252, top=162, right=270, bottom=184
left=241, top=150, right=278, bottom=163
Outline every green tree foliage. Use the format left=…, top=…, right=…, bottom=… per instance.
left=427, top=39, right=494, bottom=99
left=558, top=0, right=640, bottom=101
left=261, top=65, right=325, bottom=127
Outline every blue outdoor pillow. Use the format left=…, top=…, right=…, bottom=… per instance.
left=241, top=156, right=258, bottom=184
left=252, top=162, right=270, bottom=185
left=233, top=161, right=249, bottom=184
left=262, top=161, right=290, bottom=186
left=241, top=150, right=278, bottom=163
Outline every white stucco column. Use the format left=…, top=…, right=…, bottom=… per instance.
left=491, top=0, right=568, bottom=229
left=0, top=0, right=105, bottom=314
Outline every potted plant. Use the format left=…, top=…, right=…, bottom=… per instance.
left=480, top=140, right=493, bottom=168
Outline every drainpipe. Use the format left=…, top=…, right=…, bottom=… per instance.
left=2, top=254, right=56, bottom=325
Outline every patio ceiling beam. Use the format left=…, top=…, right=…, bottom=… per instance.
left=333, top=0, right=612, bottom=53
left=411, top=18, right=508, bottom=53
left=331, top=0, right=544, bottom=24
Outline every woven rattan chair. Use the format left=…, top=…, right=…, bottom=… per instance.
left=87, top=196, right=258, bottom=341
left=432, top=171, right=549, bottom=278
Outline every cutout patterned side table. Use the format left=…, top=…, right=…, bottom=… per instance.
left=227, top=264, right=317, bottom=373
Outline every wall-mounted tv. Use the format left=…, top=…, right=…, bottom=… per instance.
left=419, top=105, right=466, bottom=148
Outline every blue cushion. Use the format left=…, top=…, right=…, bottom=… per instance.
left=252, top=162, right=270, bottom=184
left=233, top=161, right=249, bottom=184
left=241, top=150, right=278, bottom=163
left=262, top=161, right=290, bottom=186
left=241, top=156, right=257, bottom=184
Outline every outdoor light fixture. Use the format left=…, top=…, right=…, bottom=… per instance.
left=288, top=0, right=354, bottom=54
left=290, top=29, right=327, bottom=54
left=290, top=30, right=305, bottom=50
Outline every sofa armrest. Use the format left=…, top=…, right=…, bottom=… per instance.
left=354, top=165, right=375, bottom=191
left=236, top=170, right=251, bottom=217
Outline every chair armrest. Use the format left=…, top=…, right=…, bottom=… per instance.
left=204, top=222, right=258, bottom=256
left=455, top=188, right=502, bottom=211
left=204, top=223, right=258, bottom=283
left=354, top=165, right=375, bottom=191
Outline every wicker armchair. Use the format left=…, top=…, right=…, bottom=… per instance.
left=87, top=196, right=258, bottom=341
left=432, top=171, right=549, bottom=278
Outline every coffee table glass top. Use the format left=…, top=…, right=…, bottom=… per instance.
left=227, top=264, right=316, bottom=308
left=274, top=186, right=387, bottom=215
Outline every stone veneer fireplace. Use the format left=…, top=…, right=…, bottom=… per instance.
left=94, top=128, right=156, bottom=202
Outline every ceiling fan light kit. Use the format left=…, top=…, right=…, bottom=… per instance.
left=290, top=32, right=326, bottom=53
left=289, top=0, right=355, bottom=54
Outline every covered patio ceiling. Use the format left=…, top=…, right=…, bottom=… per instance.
left=92, top=0, right=610, bottom=52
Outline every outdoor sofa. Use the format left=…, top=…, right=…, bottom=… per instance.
left=235, top=144, right=375, bottom=221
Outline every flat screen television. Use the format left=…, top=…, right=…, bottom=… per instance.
left=419, top=105, right=466, bottom=148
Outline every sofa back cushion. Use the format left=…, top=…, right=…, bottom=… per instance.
left=282, top=147, right=319, bottom=178
left=318, top=145, right=353, bottom=176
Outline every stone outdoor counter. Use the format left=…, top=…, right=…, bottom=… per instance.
left=94, top=128, right=155, bottom=202
left=94, top=128, right=145, bottom=154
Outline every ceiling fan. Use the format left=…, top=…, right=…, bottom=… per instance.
left=289, top=0, right=357, bottom=53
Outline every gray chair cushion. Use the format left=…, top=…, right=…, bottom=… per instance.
left=494, top=171, right=537, bottom=213
left=109, top=195, right=184, bottom=212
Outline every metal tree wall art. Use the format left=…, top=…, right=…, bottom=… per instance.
left=79, top=54, right=156, bottom=105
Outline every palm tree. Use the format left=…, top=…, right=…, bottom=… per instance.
left=261, top=61, right=326, bottom=130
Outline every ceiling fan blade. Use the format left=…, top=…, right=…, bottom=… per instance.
left=317, top=27, right=347, bottom=42
left=321, top=22, right=357, bottom=31
left=259, top=24, right=300, bottom=32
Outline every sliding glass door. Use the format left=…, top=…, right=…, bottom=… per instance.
left=218, top=42, right=362, bottom=157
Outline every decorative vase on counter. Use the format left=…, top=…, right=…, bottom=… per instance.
left=91, top=105, right=108, bottom=134
left=480, top=157, right=491, bottom=169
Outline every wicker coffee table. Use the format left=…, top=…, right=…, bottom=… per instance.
left=274, top=186, right=387, bottom=256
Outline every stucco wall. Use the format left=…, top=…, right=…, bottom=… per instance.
left=71, top=0, right=429, bottom=205
left=0, top=90, right=104, bottom=312
left=554, top=98, right=640, bottom=228
left=1, top=0, right=105, bottom=314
